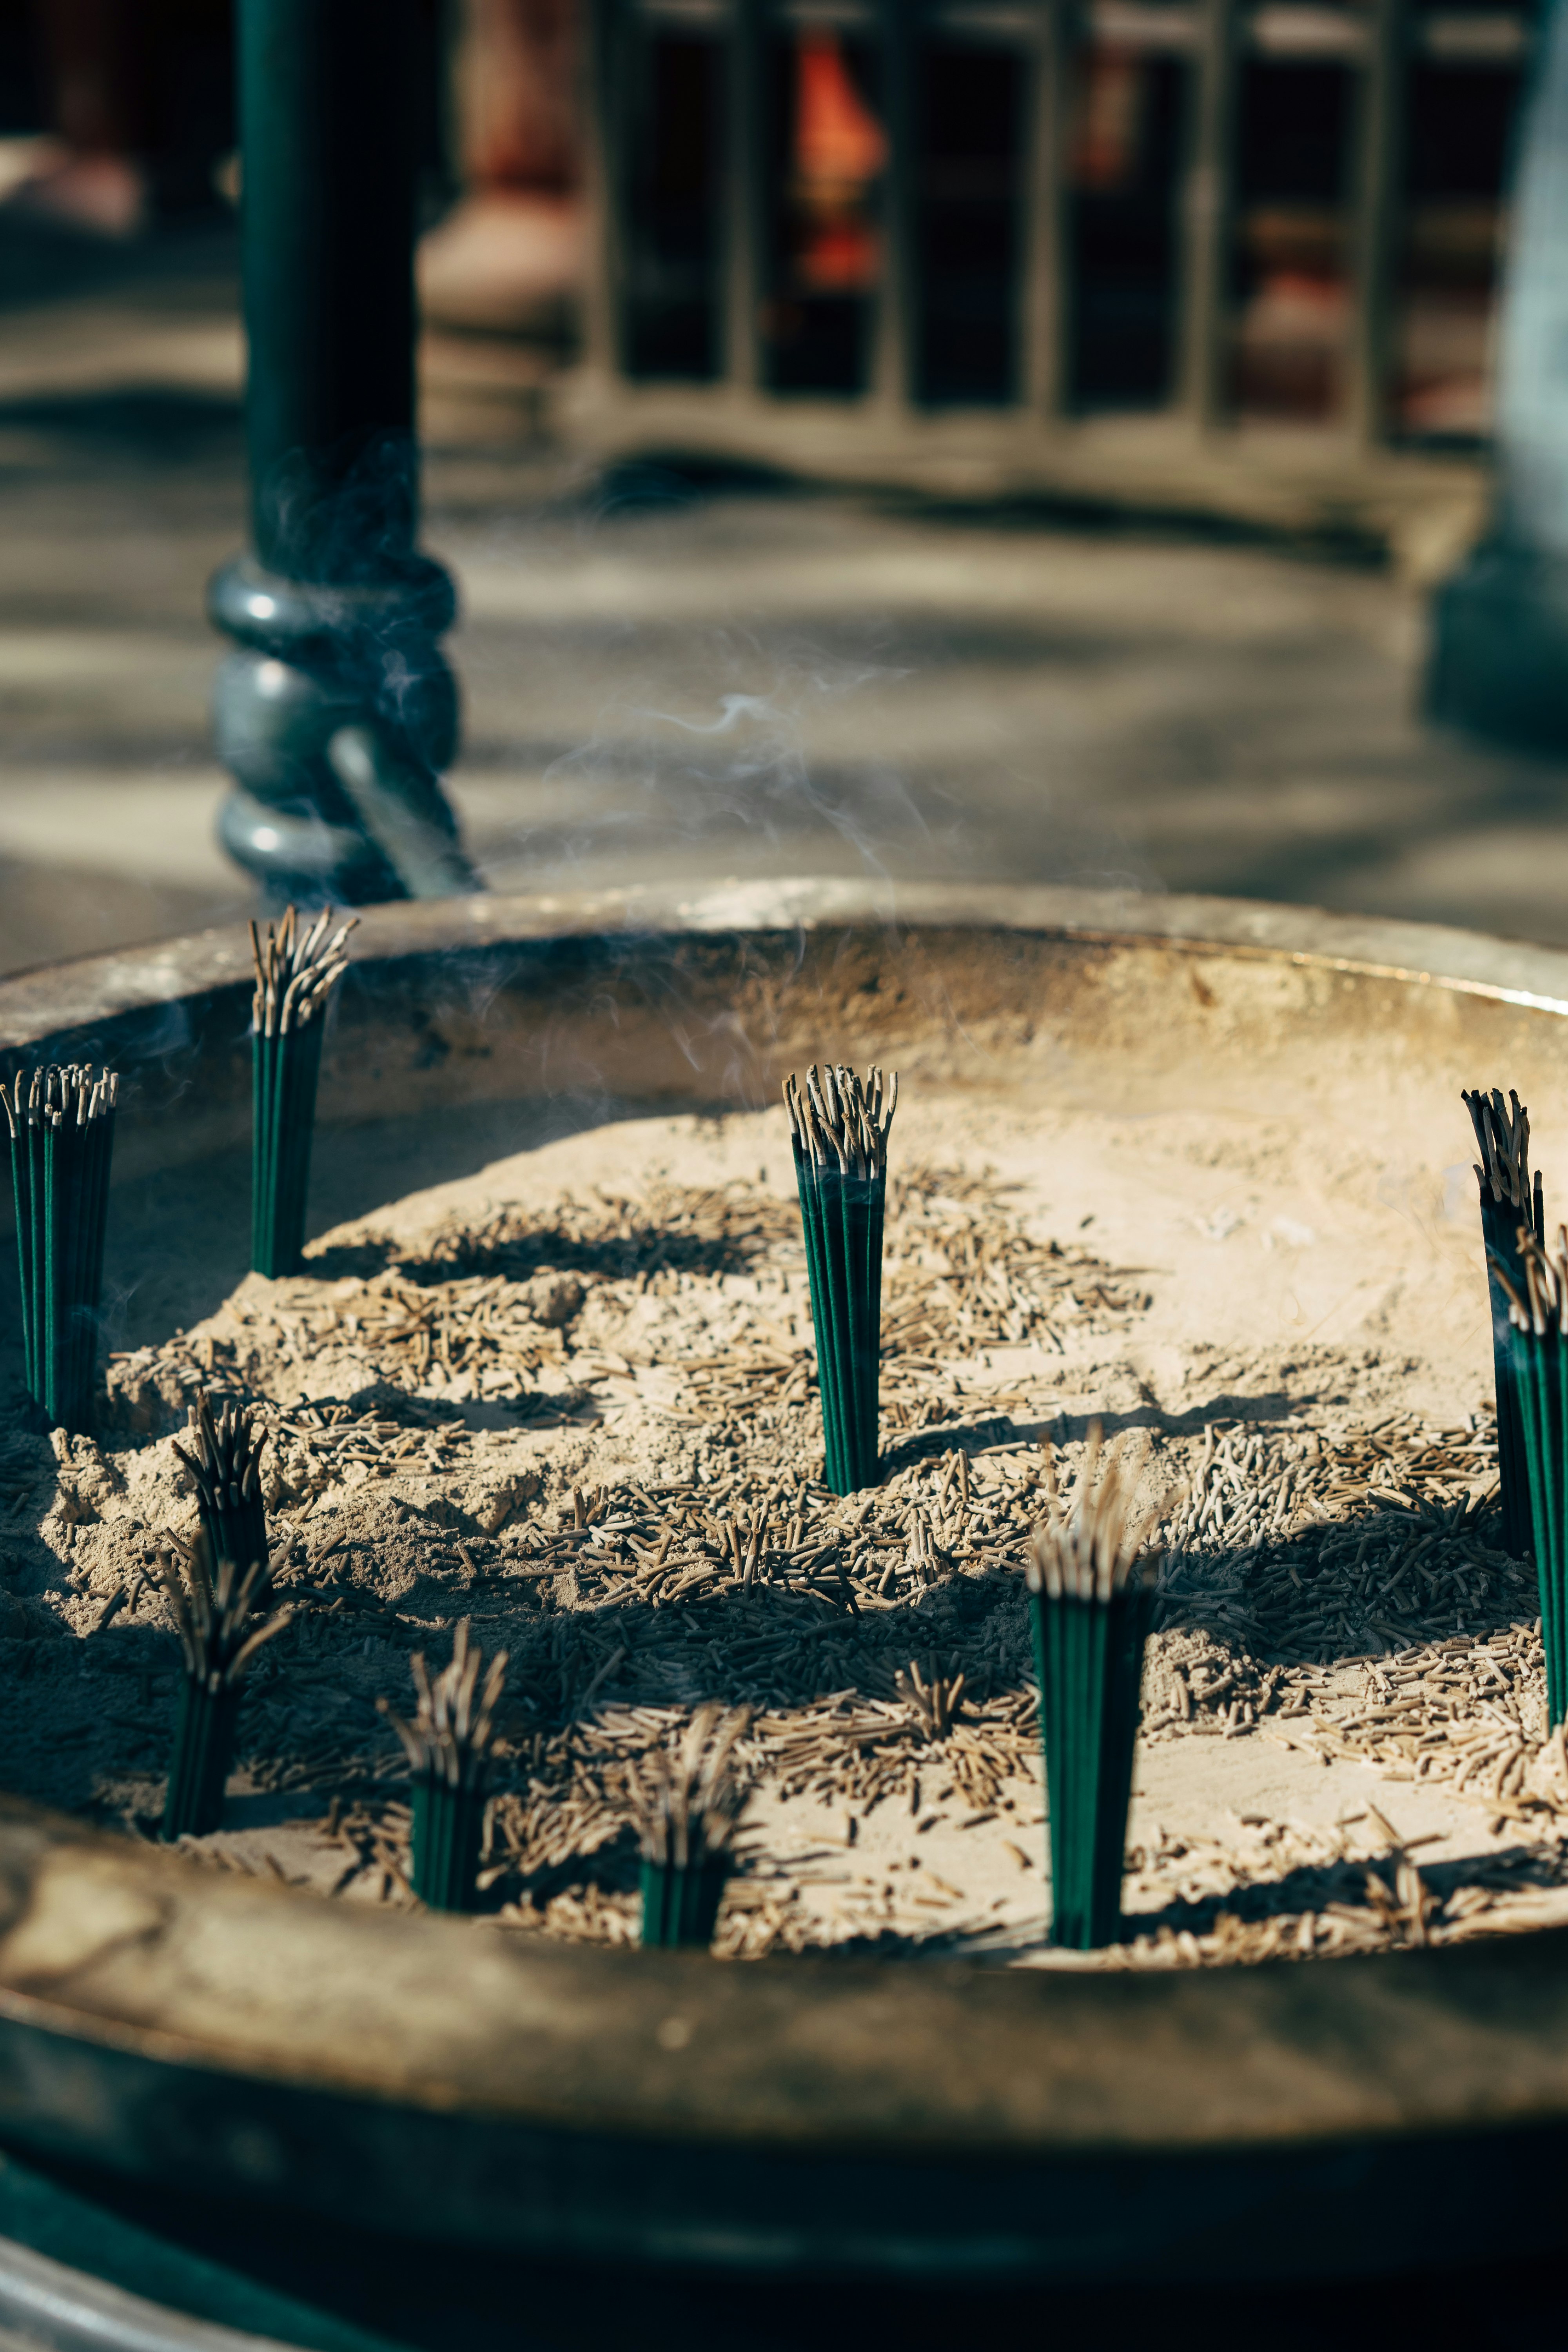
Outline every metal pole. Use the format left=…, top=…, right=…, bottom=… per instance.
left=209, top=0, right=477, bottom=908
left=1427, top=0, right=1568, bottom=751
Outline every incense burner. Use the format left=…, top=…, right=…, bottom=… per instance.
left=2, top=881, right=1568, bottom=2334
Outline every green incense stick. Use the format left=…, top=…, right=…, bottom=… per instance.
left=379, top=1619, right=508, bottom=1912
left=1463, top=1087, right=1544, bottom=1558
left=250, top=905, right=358, bottom=1279
left=633, top=1703, right=750, bottom=1949
left=2, top=1064, right=118, bottom=1435
left=784, top=1064, right=897, bottom=1495
left=173, top=1390, right=269, bottom=1576
left=1027, top=1422, right=1165, bottom=1951
left=1499, top=1230, right=1568, bottom=1726
left=159, top=1530, right=294, bottom=1839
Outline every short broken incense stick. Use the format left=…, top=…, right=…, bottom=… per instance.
left=784, top=1064, right=897, bottom=1496
left=379, top=1619, right=507, bottom=1913
left=1497, top=1228, right=1568, bottom=1726
left=250, top=904, right=358, bottom=1278
left=1463, top=1087, right=1545, bottom=1557
left=173, top=1391, right=268, bottom=1578
left=1027, top=1422, right=1165, bottom=1951
left=2, top=1064, right=118, bottom=1435
left=159, top=1531, right=293, bottom=1840
left=633, top=1703, right=750, bottom=1948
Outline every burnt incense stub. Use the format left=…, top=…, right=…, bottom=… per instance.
left=160, top=1532, right=295, bottom=1841
left=632, top=1705, right=751, bottom=1949
left=895, top=1658, right=966, bottom=1740
left=250, top=905, right=357, bottom=1279
left=379, top=1620, right=507, bottom=1913
left=1027, top=1425, right=1167, bottom=1952
left=172, top=1391, right=268, bottom=1583
left=784, top=1065, right=897, bottom=1497
left=1, top=1064, right=118, bottom=1437
left=1463, top=1085, right=1545, bottom=1559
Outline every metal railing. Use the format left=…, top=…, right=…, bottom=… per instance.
left=580, top=0, right=1529, bottom=498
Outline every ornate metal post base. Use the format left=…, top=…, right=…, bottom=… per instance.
left=213, top=0, right=477, bottom=907
left=210, top=556, right=474, bottom=906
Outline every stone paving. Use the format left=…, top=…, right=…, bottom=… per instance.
left=1, top=218, right=1564, bottom=975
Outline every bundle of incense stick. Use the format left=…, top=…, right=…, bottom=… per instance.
left=379, top=1620, right=507, bottom=1912
left=1026, top=1424, right=1165, bottom=1951
left=250, top=905, right=358, bottom=1278
left=633, top=1704, right=750, bottom=1948
left=173, top=1391, right=268, bottom=1578
left=1463, top=1087, right=1546, bottom=1557
left=783, top=1064, right=897, bottom=1495
left=1496, top=1228, right=1568, bottom=1725
left=2, top=1064, right=118, bottom=1434
left=159, top=1531, right=293, bottom=1839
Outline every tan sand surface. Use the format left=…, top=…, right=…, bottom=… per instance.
left=3, top=1081, right=1562, bottom=1965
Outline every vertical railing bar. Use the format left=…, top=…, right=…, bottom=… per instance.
left=724, top=0, right=766, bottom=391
left=871, top=0, right=917, bottom=408
left=582, top=0, right=628, bottom=383
left=1347, top=0, right=1406, bottom=449
left=1178, top=0, right=1238, bottom=430
left=1020, top=0, right=1072, bottom=418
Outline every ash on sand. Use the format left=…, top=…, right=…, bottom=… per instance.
left=2, top=1087, right=1565, bottom=1968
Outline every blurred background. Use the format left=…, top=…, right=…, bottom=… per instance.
left=0, top=0, right=1556, bottom=971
